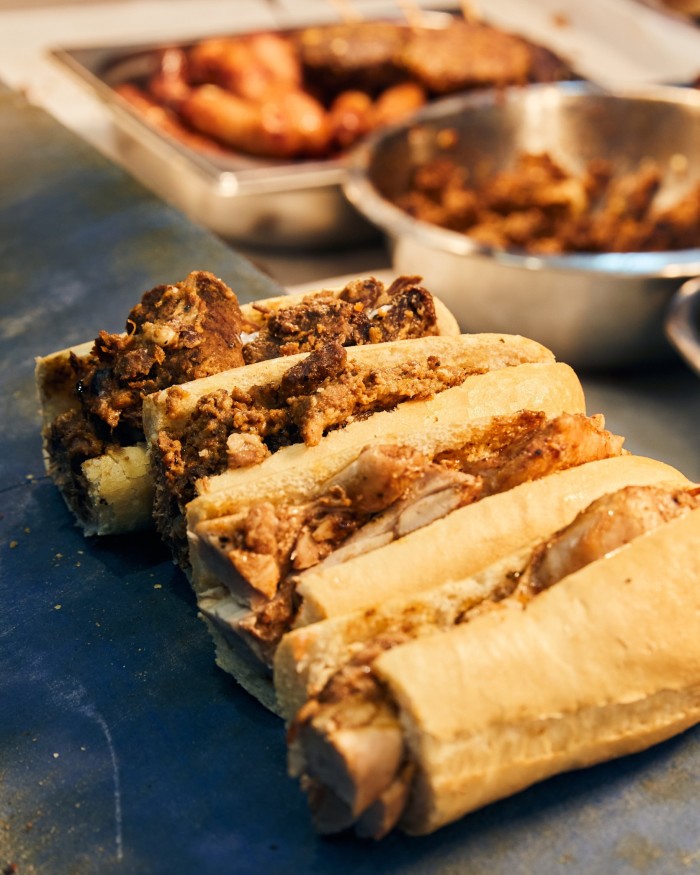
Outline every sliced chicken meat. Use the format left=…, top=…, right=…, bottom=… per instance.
left=290, top=484, right=700, bottom=837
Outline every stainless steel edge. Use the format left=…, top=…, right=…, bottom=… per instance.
left=48, top=45, right=375, bottom=248
left=666, top=276, right=700, bottom=375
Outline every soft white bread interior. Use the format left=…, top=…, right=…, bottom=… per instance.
left=372, top=508, right=700, bottom=835
left=293, top=454, right=689, bottom=626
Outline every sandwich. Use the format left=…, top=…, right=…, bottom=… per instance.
left=182, top=358, right=627, bottom=710
left=280, top=480, right=700, bottom=838
left=36, top=270, right=458, bottom=535
left=144, top=332, right=562, bottom=567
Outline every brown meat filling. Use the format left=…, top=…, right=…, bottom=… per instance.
left=291, top=484, right=700, bottom=839
left=242, top=275, right=439, bottom=364
left=207, top=411, right=624, bottom=660
left=396, top=151, right=700, bottom=254
left=153, top=342, right=469, bottom=560
left=45, top=271, right=246, bottom=521
left=47, top=272, right=441, bottom=526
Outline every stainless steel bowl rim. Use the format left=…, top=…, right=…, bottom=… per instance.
left=344, top=81, right=700, bottom=280
left=665, top=276, right=700, bottom=375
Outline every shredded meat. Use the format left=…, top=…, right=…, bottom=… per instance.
left=285, top=348, right=467, bottom=446
left=396, top=151, right=700, bottom=254
left=45, top=271, right=245, bottom=523
left=74, top=270, right=245, bottom=434
left=226, top=432, right=270, bottom=469
left=196, top=411, right=625, bottom=658
left=437, top=411, right=626, bottom=494
left=46, top=271, right=444, bottom=531
left=290, top=482, right=700, bottom=839
left=242, top=276, right=439, bottom=364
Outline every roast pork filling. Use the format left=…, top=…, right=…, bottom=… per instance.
left=153, top=342, right=470, bottom=562
left=289, top=484, right=700, bottom=839
left=194, top=410, right=626, bottom=662
left=45, top=272, right=440, bottom=529
left=242, top=274, right=439, bottom=364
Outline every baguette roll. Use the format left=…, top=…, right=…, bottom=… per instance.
left=186, top=358, right=576, bottom=710
left=293, top=453, right=688, bottom=625
left=186, top=358, right=577, bottom=532
left=149, top=334, right=559, bottom=565
left=380, top=506, right=700, bottom=835
left=143, top=333, right=529, bottom=438
left=192, top=399, right=652, bottom=717
left=273, top=456, right=692, bottom=720
left=37, top=272, right=458, bottom=536
left=286, top=492, right=700, bottom=838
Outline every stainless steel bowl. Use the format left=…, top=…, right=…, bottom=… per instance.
left=344, top=82, right=700, bottom=369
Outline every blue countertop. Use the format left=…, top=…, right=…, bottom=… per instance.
left=1, top=81, right=699, bottom=875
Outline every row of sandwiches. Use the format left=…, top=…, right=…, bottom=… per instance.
left=36, top=270, right=700, bottom=840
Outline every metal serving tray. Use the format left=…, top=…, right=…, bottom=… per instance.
left=51, top=39, right=378, bottom=250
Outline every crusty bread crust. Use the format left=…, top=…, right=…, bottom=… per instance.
left=273, top=455, right=691, bottom=719
left=372, top=508, right=700, bottom=835
left=200, top=612, right=280, bottom=715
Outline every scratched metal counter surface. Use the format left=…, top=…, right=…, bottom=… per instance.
left=2, top=81, right=700, bottom=875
